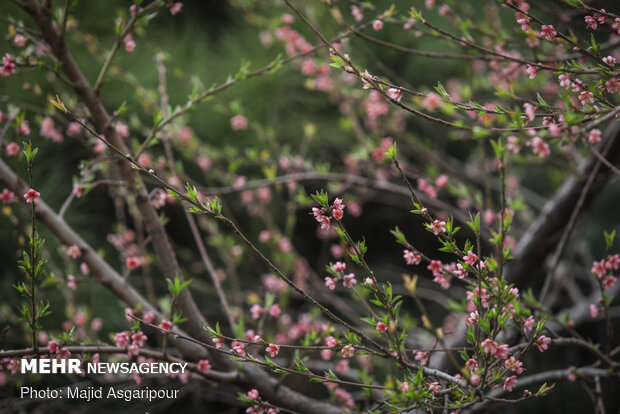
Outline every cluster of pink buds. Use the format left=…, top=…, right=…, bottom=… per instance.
left=0, top=54, right=16, bottom=77
left=312, top=198, right=345, bottom=230
left=591, top=254, right=618, bottom=290
left=324, top=261, right=357, bottom=290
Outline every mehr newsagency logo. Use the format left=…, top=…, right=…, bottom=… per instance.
left=19, top=358, right=186, bottom=401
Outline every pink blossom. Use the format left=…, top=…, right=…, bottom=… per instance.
left=66, top=122, right=81, bottom=136
left=247, top=389, right=259, bottom=400
left=403, top=18, right=417, bottom=30
left=401, top=381, right=410, bottom=392
left=333, top=261, right=346, bottom=273
left=334, top=387, right=354, bottom=409
left=114, top=331, right=131, bottom=347
left=350, top=6, right=363, bottom=22
left=523, top=315, right=535, bottom=333
left=415, top=351, right=428, bottom=365
left=67, top=245, right=81, bottom=259
left=57, top=348, right=71, bottom=359
left=232, top=341, right=246, bottom=357
left=74, top=311, right=88, bottom=326
left=324, top=277, right=336, bottom=290
left=13, top=34, right=27, bottom=47
left=435, top=174, right=449, bottom=188
left=590, top=304, right=600, bottom=318
left=160, top=320, right=173, bottom=330
left=558, top=74, right=571, bottom=89
left=503, top=375, right=518, bottom=392
left=169, top=2, right=183, bottom=16
left=7, top=360, right=20, bottom=374
left=505, top=356, right=524, bottom=374
left=539, top=25, right=557, bottom=41
left=494, top=344, right=509, bottom=360
left=0, top=53, right=17, bottom=77
left=125, top=256, right=141, bottom=270
left=421, top=92, right=441, bottom=111
left=269, top=304, right=281, bottom=318
left=536, top=335, right=551, bottom=352
left=67, top=275, right=77, bottom=290
left=376, top=321, right=387, bottom=333
left=403, top=249, right=421, bottom=265
left=455, top=263, right=467, bottom=279
left=386, top=88, right=402, bottom=102
left=266, top=344, right=280, bottom=357
left=325, top=336, right=338, bottom=348
left=427, top=260, right=443, bottom=273
left=530, top=137, right=550, bottom=158
left=331, top=198, right=345, bottom=221
left=523, top=103, right=536, bottom=122
left=40, top=117, right=63, bottom=142
left=258, top=230, right=271, bottom=243
left=123, top=34, right=136, bottom=52
left=342, top=273, right=357, bottom=288
left=466, top=358, right=478, bottom=373
left=438, top=5, right=450, bottom=16
left=603, top=56, right=616, bottom=67
left=142, top=311, right=155, bottom=324
left=17, top=120, right=30, bottom=135
left=481, top=338, right=498, bottom=354
left=341, top=345, right=355, bottom=358
left=427, top=382, right=440, bottom=394
left=470, top=374, right=481, bottom=386
left=525, top=65, right=538, bottom=79
left=0, top=189, right=14, bottom=204
left=606, top=254, right=619, bottom=270
left=48, top=340, right=59, bottom=354
left=372, top=20, right=384, bottom=31
left=433, top=272, right=450, bottom=289
left=578, top=91, right=594, bottom=105
left=127, top=344, right=139, bottom=356
left=429, top=219, right=446, bottom=235
left=463, top=250, right=477, bottom=266
left=591, top=260, right=607, bottom=279
left=588, top=129, right=602, bottom=144
left=212, top=337, right=224, bottom=348
left=230, top=115, right=249, bottom=131
left=131, top=331, right=148, bottom=347
left=604, top=78, right=619, bottom=94
left=281, top=13, right=294, bottom=25
left=467, top=311, right=479, bottom=326
left=517, top=18, right=530, bottom=31
left=197, top=359, right=211, bottom=374
left=91, top=318, right=102, bottom=331
left=604, top=276, right=617, bottom=290
left=584, top=16, right=597, bottom=30
left=24, top=188, right=40, bottom=204
left=5, top=142, right=19, bottom=156
left=567, top=366, right=577, bottom=382
left=250, top=304, right=263, bottom=319
left=197, top=154, right=211, bottom=171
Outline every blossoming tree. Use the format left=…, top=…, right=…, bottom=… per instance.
left=0, top=0, right=619, bottom=412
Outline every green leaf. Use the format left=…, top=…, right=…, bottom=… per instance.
left=604, top=230, right=616, bottom=248
left=536, top=93, right=549, bottom=108
left=434, top=82, right=449, bottom=99
left=590, top=33, right=600, bottom=54
left=390, top=227, right=407, bottom=245
left=311, top=190, right=328, bottom=207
